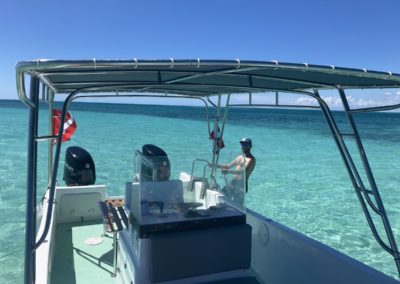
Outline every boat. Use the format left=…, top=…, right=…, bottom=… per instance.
left=15, top=59, right=400, bottom=283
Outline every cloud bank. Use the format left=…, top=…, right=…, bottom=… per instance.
left=294, top=91, right=400, bottom=109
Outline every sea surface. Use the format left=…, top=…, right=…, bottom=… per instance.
left=0, top=99, right=400, bottom=282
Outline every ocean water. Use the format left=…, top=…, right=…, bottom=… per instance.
left=0, top=99, right=400, bottom=282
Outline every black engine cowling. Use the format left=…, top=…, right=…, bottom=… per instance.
left=141, top=144, right=170, bottom=182
left=63, top=146, right=96, bottom=186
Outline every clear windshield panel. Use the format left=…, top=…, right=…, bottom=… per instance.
left=212, top=163, right=246, bottom=212
left=128, top=152, right=246, bottom=238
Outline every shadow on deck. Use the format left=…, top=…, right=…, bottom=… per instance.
left=51, top=221, right=115, bottom=284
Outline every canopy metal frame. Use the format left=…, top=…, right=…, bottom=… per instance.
left=17, top=59, right=400, bottom=283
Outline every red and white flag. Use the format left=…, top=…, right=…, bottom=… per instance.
left=52, top=109, right=77, bottom=143
left=210, top=127, right=225, bottom=149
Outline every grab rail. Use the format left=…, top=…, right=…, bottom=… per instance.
left=311, top=88, right=400, bottom=276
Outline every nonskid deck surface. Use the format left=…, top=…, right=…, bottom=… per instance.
left=51, top=220, right=262, bottom=284
left=51, top=221, right=115, bottom=284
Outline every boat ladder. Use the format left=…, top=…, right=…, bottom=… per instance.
left=316, top=88, right=400, bottom=276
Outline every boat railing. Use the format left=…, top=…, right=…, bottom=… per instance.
left=314, top=88, right=400, bottom=274
left=189, top=159, right=210, bottom=199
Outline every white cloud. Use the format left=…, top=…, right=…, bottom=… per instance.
left=222, top=91, right=400, bottom=110
left=294, top=92, right=400, bottom=109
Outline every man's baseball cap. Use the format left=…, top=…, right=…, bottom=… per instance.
left=240, top=137, right=252, bottom=147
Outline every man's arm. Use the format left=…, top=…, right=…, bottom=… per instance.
left=211, top=155, right=239, bottom=169
left=218, top=156, right=238, bottom=170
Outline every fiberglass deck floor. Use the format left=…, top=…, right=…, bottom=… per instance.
left=50, top=221, right=262, bottom=284
left=51, top=221, right=115, bottom=284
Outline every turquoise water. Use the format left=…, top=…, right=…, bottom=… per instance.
left=1, top=99, right=400, bottom=282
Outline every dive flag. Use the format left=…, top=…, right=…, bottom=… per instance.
left=210, top=128, right=225, bottom=149
left=52, top=109, right=77, bottom=143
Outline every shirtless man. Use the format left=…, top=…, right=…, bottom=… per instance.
left=218, top=137, right=256, bottom=193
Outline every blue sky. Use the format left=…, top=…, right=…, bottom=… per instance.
left=1, top=0, right=400, bottom=107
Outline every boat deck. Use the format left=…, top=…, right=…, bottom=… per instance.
left=51, top=220, right=261, bottom=284
left=51, top=221, right=115, bottom=284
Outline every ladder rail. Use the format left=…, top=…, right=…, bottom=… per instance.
left=339, top=88, right=400, bottom=273
left=312, top=90, right=400, bottom=274
left=313, top=91, right=381, bottom=214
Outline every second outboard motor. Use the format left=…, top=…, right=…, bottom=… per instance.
left=63, top=146, right=96, bottom=186
left=141, top=144, right=170, bottom=182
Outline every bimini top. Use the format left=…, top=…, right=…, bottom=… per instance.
left=16, top=58, right=400, bottom=103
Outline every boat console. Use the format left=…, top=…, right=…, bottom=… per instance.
left=119, top=149, right=252, bottom=283
left=126, top=179, right=246, bottom=238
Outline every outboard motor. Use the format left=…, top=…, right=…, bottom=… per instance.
left=63, top=146, right=96, bottom=186
left=141, top=144, right=170, bottom=182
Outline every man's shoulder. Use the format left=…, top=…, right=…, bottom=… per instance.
left=246, top=153, right=255, bottom=159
